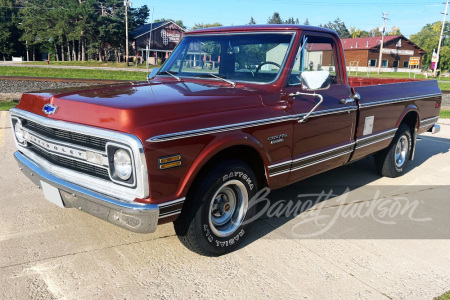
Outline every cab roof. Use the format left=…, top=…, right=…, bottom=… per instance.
left=185, top=24, right=338, bottom=36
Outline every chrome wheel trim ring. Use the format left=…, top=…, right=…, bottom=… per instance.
left=208, top=180, right=248, bottom=238
left=395, top=135, right=408, bottom=168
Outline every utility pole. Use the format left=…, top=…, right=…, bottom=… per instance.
left=147, top=6, right=154, bottom=77
left=124, top=0, right=131, bottom=66
left=377, top=12, right=389, bottom=74
left=434, top=1, right=449, bottom=77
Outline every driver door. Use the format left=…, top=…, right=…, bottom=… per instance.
left=284, top=31, right=358, bottom=182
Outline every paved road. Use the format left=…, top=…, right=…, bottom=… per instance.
left=0, top=112, right=449, bottom=299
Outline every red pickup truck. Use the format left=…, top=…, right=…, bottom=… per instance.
left=10, top=25, right=441, bottom=256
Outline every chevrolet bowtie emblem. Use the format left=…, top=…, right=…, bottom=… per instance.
left=42, top=104, right=58, bottom=115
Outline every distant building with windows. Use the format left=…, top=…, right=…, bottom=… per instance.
left=341, top=35, right=425, bottom=72
left=131, top=21, right=186, bottom=64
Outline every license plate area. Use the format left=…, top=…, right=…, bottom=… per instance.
left=40, top=181, right=65, bottom=208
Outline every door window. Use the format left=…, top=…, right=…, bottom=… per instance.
left=288, top=35, right=340, bottom=86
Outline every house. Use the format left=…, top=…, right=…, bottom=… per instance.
left=131, top=21, right=186, bottom=63
left=341, top=35, right=425, bottom=71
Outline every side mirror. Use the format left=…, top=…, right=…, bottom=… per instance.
left=301, top=70, right=331, bottom=91
left=148, top=68, right=160, bottom=79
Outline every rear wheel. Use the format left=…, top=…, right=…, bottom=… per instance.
left=174, top=160, right=258, bottom=256
left=375, top=124, right=412, bottom=178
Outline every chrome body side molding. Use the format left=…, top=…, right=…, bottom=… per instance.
left=420, top=116, right=440, bottom=129
left=148, top=107, right=358, bottom=143
left=157, top=197, right=186, bottom=219
left=359, top=93, right=441, bottom=108
left=355, top=128, right=397, bottom=150
left=269, top=142, right=355, bottom=177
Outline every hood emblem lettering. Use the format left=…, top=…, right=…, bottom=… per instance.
left=43, top=104, right=58, bottom=115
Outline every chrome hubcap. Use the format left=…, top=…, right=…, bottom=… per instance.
left=208, top=180, right=248, bottom=237
left=395, top=135, right=408, bottom=168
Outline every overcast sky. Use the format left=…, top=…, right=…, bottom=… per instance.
left=132, top=0, right=446, bottom=37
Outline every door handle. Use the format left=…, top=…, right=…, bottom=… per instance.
left=339, top=98, right=354, bottom=104
left=340, top=92, right=361, bottom=104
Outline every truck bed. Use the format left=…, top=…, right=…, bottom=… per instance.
left=348, top=78, right=442, bottom=161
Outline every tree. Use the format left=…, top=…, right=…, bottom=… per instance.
left=0, top=0, right=22, bottom=60
left=388, top=26, right=401, bottom=36
left=248, top=16, right=256, bottom=25
left=267, top=12, right=283, bottom=24
left=411, top=22, right=448, bottom=69
left=304, top=18, right=310, bottom=26
left=350, top=27, right=361, bottom=38
left=369, top=27, right=382, bottom=37
left=322, top=18, right=351, bottom=38
left=153, top=17, right=186, bottom=30
left=191, top=22, right=223, bottom=30
left=15, top=0, right=149, bottom=62
left=129, top=5, right=150, bottom=31
left=284, top=17, right=299, bottom=24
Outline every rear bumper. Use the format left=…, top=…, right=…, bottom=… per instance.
left=428, top=124, right=441, bottom=134
left=14, top=151, right=159, bottom=233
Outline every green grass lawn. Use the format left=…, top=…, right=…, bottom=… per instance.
left=20, top=60, right=153, bottom=69
left=440, top=110, right=450, bottom=119
left=0, top=66, right=148, bottom=81
left=0, top=100, right=18, bottom=111
left=438, top=82, right=450, bottom=91
left=434, top=291, right=450, bottom=300
left=349, top=72, right=450, bottom=91
left=349, top=71, right=427, bottom=79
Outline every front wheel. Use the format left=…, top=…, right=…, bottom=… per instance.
left=174, top=160, right=258, bottom=256
left=375, top=124, right=412, bottom=178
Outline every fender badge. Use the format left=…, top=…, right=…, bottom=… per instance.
left=43, top=104, right=58, bottom=115
left=268, top=133, right=287, bottom=144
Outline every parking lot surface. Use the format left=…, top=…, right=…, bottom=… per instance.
left=1, top=112, right=449, bottom=299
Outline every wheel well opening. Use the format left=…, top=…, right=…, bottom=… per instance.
left=188, top=145, right=268, bottom=197
left=401, top=111, right=419, bottom=133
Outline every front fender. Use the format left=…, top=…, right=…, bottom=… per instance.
left=177, top=133, right=271, bottom=198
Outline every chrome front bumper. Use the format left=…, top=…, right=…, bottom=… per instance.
left=15, top=151, right=159, bottom=233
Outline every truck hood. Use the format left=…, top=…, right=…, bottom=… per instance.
left=15, top=80, right=264, bottom=134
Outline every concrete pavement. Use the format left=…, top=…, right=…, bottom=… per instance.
left=0, top=112, right=449, bottom=299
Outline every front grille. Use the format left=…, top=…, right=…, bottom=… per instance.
left=29, top=144, right=110, bottom=180
left=24, top=119, right=108, bottom=151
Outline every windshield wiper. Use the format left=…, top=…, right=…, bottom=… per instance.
left=159, top=70, right=181, bottom=81
left=195, top=73, right=236, bottom=87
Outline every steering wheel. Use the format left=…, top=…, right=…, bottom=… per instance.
left=245, top=64, right=255, bottom=77
left=255, top=61, right=281, bottom=75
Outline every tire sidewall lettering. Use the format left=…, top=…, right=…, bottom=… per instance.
left=201, top=167, right=256, bottom=249
left=222, top=171, right=254, bottom=191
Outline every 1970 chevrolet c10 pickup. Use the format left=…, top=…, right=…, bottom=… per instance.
left=10, top=25, right=441, bottom=255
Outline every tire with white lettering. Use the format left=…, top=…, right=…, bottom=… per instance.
left=375, top=124, right=412, bottom=178
left=174, top=160, right=258, bottom=256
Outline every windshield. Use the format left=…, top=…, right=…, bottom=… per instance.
left=159, top=33, right=294, bottom=84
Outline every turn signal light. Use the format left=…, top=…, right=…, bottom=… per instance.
left=159, top=155, right=181, bottom=169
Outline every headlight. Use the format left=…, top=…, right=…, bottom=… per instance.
left=14, top=120, right=25, bottom=144
left=113, top=149, right=132, bottom=181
